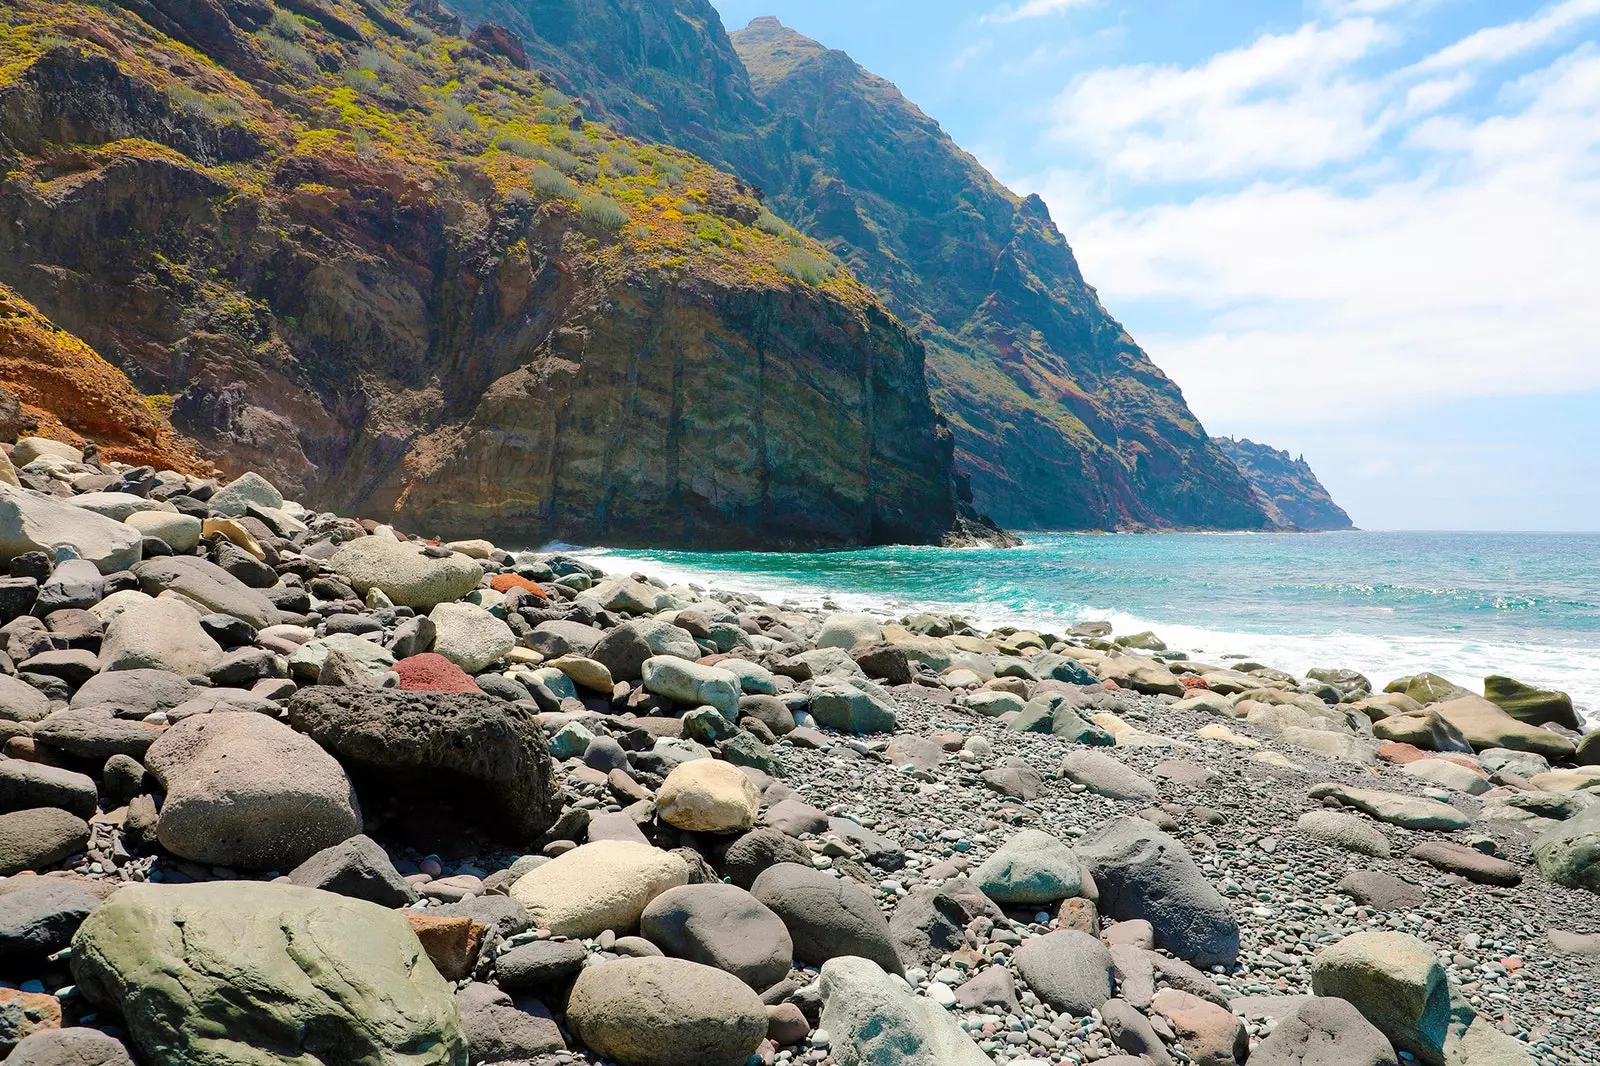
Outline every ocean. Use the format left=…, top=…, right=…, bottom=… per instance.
left=583, top=531, right=1600, bottom=723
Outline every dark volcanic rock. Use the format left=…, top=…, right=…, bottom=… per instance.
left=284, top=688, right=563, bottom=841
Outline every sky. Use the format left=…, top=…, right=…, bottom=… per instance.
left=709, top=0, right=1600, bottom=531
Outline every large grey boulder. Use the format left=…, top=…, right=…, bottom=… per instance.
left=455, top=982, right=564, bottom=1063
left=1076, top=816, right=1240, bottom=968
left=807, top=683, right=897, bottom=734
left=327, top=536, right=483, bottom=611
left=889, top=877, right=1003, bottom=969
left=974, top=829, right=1085, bottom=905
left=639, top=883, right=793, bottom=990
left=131, top=557, right=278, bottom=630
left=285, top=688, right=562, bottom=841
left=70, top=882, right=467, bottom=1066
left=751, top=863, right=904, bottom=975
left=98, top=598, right=225, bottom=677
left=0, top=808, right=91, bottom=876
left=0, top=760, right=98, bottom=819
left=145, top=711, right=361, bottom=871
left=1059, top=750, right=1160, bottom=802
left=70, top=669, right=192, bottom=715
left=1013, top=930, right=1115, bottom=1015
left=2, top=1028, right=136, bottom=1066
left=0, top=674, right=49, bottom=723
left=566, top=957, right=767, bottom=1066
left=1250, top=996, right=1399, bottom=1066
left=207, top=473, right=284, bottom=518
left=0, top=879, right=102, bottom=971
left=1311, top=931, right=1450, bottom=1066
left=818, top=955, right=991, bottom=1066
left=590, top=620, right=700, bottom=683
left=1532, top=805, right=1600, bottom=891
left=0, top=486, right=142, bottom=574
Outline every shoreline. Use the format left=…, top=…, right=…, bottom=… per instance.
left=586, top=541, right=1600, bottom=729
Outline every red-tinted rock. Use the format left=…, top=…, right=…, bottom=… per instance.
left=394, top=653, right=482, bottom=694
left=489, top=574, right=549, bottom=600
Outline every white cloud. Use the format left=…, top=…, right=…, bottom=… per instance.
left=1033, top=47, right=1600, bottom=424
left=1050, top=18, right=1397, bottom=179
left=981, top=0, right=1093, bottom=25
left=1412, top=0, right=1600, bottom=72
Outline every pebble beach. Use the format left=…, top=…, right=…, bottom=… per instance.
left=1, top=438, right=1598, bottom=1066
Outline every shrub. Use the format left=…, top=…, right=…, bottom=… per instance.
left=268, top=9, right=304, bottom=39
left=527, top=165, right=577, bottom=199
left=498, top=137, right=582, bottom=173
left=342, top=67, right=380, bottom=94
left=358, top=47, right=399, bottom=77
left=755, top=210, right=790, bottom=237
left=167, top=85, right=245, bottom=122
left=257, top=31, right=317, bottom=74
left=577, top=193, right=628, bottom=230
left=442, top=98, right=478, bottom=131
left=655, top=162, right=685, bottom=188
left=777, top=251, right=834, bottom=285
left=606, top=151, right=640, bottom=177
left=543, top=88, right=570, bottom=109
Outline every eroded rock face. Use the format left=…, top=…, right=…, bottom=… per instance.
left=70, top=882, right=467, bottom=1066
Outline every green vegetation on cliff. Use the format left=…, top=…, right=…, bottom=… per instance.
left=446, top=2, right=1281, bottom=532
left=0, top=0, right=961, bottom=548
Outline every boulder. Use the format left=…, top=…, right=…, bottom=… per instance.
left=656, top=760, right=760, bottom=833
left=1013, top=930, right=1115, bottom=1015
left=528, top=620, right=606, bottom=659
left=98, top=596, right=227, bottom=678
left=641, top=657, right=741, bottom=720
left=0, top=760, right=98, bottom=819
left=889, top=877, right=1003, bottom=969
left=207, top=473, right=283, bottom=517
left=0, top=675, right=49, bottom=723
left=70, top=669, right=192, bottom=715
left=1306, top=784, right=1470, bottom=831
left=70, top=882, right=465, bottom=1065
left=286, top=835, right=420, bottom=907
left=817, top=956, right=991, bottom=1066
left=509, top=841, right=690, bottom=938
left=285, top=688, right=562, bottom=841
left=566, top=956, right=767, bottom=1066
left=1311, top=931, right=1450, bottom=1066
left=145, top=711, right=361, bottom=871
left=815, top=614, right=882, bottom=650
left=1076, top=816, right=1239, bottom=968
left=1150, top=987, right=1249, bottom=1066
left=2, top=1027, right=136, bottom=1065
left=807, top=683, right=897, bottom=734
left=428, top=602, right=515, bottom=674
left=717, top=827, right=813, bottom=889
left=591, top=620, right=700, bottom=683
left=1406, top=841, right=1521, bottom=886
left=1249, top=996, right=1399, bottom=1066
left=0, top=809, right=90, bottom=876
left=1431, top=696, right=1575, bottom=759
left=0, top=879, right=102, bottom=972
left=495, top=940, right=587, bottom=993
left=31, top=708, right=165, bottom=760
left=1295, top=809, right=1391, bottom=857
left=288, top=634, right=396, bottom=683
left=1532, top=804, right=1600, bottom=891
left=131, top=557, right=278, bottom=630
left=0, top=486, right=142, bottom=574
left=1097, top=655, right=1184, bottom=696
left=973, top=829, right=1085, bottom=905
left=125, top=511, right=202, bottom=553
left=327, top=536, right=483, bottom=610
left=1059, top=750, right=1160, bottom=802
left=640, top=884, right=793, bottom=989
left=750, top=863, right=904, bottom=975
left=1482, top=675, right=1579, bottom=729
left=454, top=983, right=563, bottom=1062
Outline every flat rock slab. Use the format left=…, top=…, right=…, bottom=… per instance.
left=1406, top=841, right=1522, bottom=886
left=1306, top=783, right=1470, bottom=831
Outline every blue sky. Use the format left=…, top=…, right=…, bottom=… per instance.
left=710, top=0, right=1600, bottom=531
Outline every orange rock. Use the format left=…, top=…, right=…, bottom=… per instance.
left=403, top=913, right=487, bottom=982
left=1377, top=742, right=1428, bottom=765
left=489, top=573, right=549, bottom=600
left=0, top=284, right=210, bottom=474
left=0, top=987, right=62, bottom=1044
left=1057, top=896, right=1099, bottom=935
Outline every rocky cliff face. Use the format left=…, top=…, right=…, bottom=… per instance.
left=0, top=0, right=960, bottom=549
left=450, top=3, right=1277, bottom=532
left=1214, top=438, right=1355, bottom=532
left=0, top=284, right=209, bottom=473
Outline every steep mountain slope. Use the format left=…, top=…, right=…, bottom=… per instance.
left=1215, top=438, right=1355, bottom=532
left=447, top=2, right=1277, bottom=531
left=0, top=0, right=961, bottom=549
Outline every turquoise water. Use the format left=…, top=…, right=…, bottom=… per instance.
left=588, top=532, right=1600, bottom=720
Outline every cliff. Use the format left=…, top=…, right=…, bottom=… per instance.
left=1215, top=437, right=1355, bottom=532
left=447, top=3, right=1278, bottom=532
left=0, top=0, right=961, bottom=549
left=0, top=283, right=209, bottom=473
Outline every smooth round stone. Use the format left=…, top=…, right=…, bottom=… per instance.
left=567, top=956, right=767, bottom=1066
left=656, top=760, right=760, bottom=833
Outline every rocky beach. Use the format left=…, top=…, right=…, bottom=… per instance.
left=0, top=442, right=1596, bottom=1066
